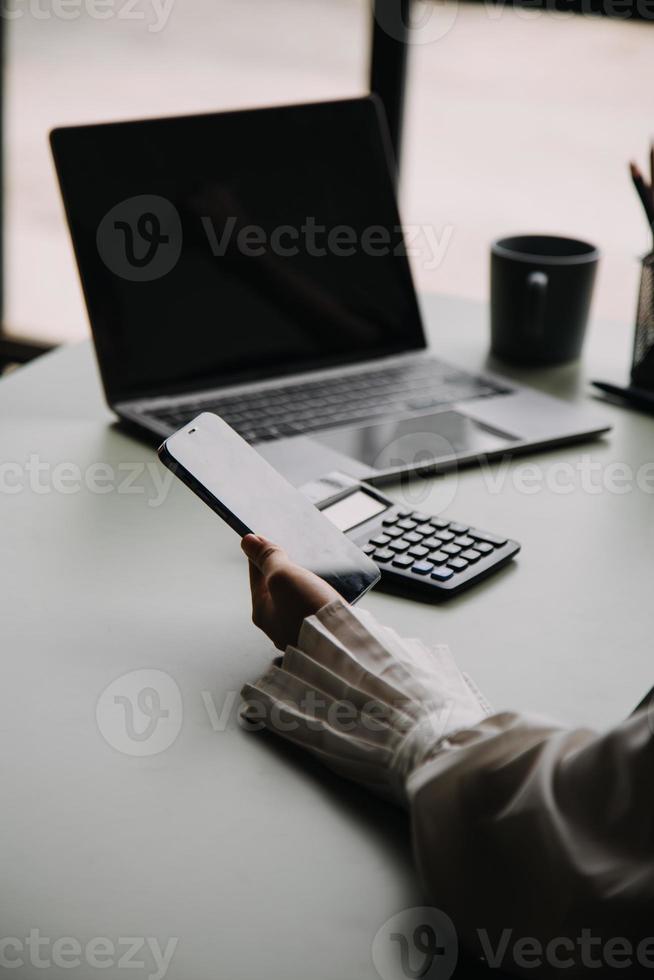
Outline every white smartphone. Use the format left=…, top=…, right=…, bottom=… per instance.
left=158, top=413, right=380, bottom=604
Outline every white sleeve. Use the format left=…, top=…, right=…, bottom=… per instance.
left=242, top=600, right=654, bottom=976
left=407, top=708, right=654, bottom=976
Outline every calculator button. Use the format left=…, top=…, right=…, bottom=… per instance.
left=374, top=549, right=394, bottom=563
left=382, top=514, right=399, bottom=526
left=389, top=539, right=411, bottom=553
left=430, top=550, right=449, bottom=564
left=431, top=567, right=453, bottom=581
left=435, top=530, right=455, bottom=542
left=404, top=531, right=423, bottom=544
left=411, top=560, right=434, bottom=575
left=396, top=509, right=413, bottom=519
left=408, top=544, right=429, bottom=559
left=411, top=512, right=429, bottom=523
left=442, top=543, right=462, bottom=556
left=385, top=525, right=404, bottom=539
left=432, top=518, right=449, bottom=530
left=397, top=519, right=418, bottom=531
left=461, top=548, right=482, bottom=562
left=475, top=541, right=494, bottom=555
left=454, top=535, right=474, bottom=548
left=448, top=557, right=469, bottom=572
left=392, top=554, right=414, bottom=569
left=370, top=534, right=390, bottom=547
left=448, top=522, right=469, bottom=534
left=363, top=544, right=375, bottom=555
left=469, top=529, right=507, bottom=547
left=422, top=537, right=443, bottom=550
left=417, top=523, right=436, bottom=536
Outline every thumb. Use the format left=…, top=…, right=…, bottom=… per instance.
left=241, top=534, right=288, bottom=575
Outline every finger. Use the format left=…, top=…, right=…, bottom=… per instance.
left=241, top=534, right=289, bottom=576
left=247, top=555, right=266, bottom=599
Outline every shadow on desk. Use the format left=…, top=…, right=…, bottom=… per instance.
left=253, top=729, right=510, bottom=979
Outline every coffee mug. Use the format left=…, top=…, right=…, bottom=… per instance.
left=490, top=235, right=599, bottom=366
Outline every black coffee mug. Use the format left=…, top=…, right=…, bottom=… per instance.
left=490, top=235, right=599, bottom=366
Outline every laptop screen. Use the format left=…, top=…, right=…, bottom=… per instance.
left=51, top=98, right=426, bottom=404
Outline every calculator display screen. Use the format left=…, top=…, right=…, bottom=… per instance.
left=322, top=490, right=388, bottom=532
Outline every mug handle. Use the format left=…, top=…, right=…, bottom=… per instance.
left=526, top=271, right=548, bottom=341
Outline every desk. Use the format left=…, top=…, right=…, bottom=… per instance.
left=2, top=293, right=652, bottom=979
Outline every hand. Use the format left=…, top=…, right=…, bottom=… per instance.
left=241, top=534, right=343, bottom=650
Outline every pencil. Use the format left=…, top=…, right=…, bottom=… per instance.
left=630, top=161, right=654, bottom=229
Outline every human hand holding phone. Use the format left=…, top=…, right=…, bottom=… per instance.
left=241, top=534, right=342, bottom=650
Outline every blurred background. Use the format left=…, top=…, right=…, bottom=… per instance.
left=5, top=0, right=654, bottom=347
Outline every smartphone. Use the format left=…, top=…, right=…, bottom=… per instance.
left=158, top=413, right=380, bottom=604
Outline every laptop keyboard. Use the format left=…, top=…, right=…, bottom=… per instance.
left=148, top=357, right=511, bottom=443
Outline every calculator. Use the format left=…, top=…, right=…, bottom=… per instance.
left=301, top=472, right=520, bottom=599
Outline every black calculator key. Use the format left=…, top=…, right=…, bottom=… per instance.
left=411, top=512, right=429, bottom=523
left=448, top=522, right=469, bottom=534
left=461, top=548, right=482, bottom=562
left=396, top=509, right=413, bottom=519
left=392, top=554, right=414, bottom=569
left=404, top=531, right=423, bottom=544
left=370, top=534, right=390, bottom=547
left=454, top=535, right=474, bottom=548
left=390, top=539, right=411, bottom=553
left=408, top=544, right=429, bottom=559
left=442, top=543, right=461, bottom=556
left=363, top=544, right=375, bottom=555
left=417, top=523, right=436, bottom=536
left=397, top=519, right=418, bottom=531
left=475, top=541, right=494, bottom=555
left=382, top=514, right=399, bottom=526
left=412, top=560, right=434, bottom=575
left=431, top=567, right=453, bottom=581
left=430, top=550, right=449, bottom=564
left=385, top=525, right=404, bottom=539
left=422, top=537, right=443, bottom=550
left=432, top=518, right=449, bottom=530
left=469, top=529, right=507, bottom=547
left=435, top=530, right=455, bottom=542
left=448, top=557, right=469, bottom=571
left=374, top=549, right=394, bottom=563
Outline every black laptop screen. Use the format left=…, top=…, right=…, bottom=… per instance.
left=51, top=98, right=426, bottom=403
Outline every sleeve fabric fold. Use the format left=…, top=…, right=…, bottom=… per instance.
left=241, top=599, right=654, bottom=976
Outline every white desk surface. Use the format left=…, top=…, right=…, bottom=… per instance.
left=2, top=293, right=652, bottom=979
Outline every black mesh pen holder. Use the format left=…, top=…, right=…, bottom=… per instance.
left=631, top=251, right=654, bottom=389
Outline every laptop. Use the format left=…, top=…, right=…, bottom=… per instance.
left=50, top=97, right=610, bottom=487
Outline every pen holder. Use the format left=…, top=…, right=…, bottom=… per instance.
left=631, top=251, right=654, bottom=389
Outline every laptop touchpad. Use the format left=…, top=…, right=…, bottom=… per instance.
left=314, top=410, right=517, bottom=472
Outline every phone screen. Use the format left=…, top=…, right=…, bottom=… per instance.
left=159, top=413, right=380, bottom=604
